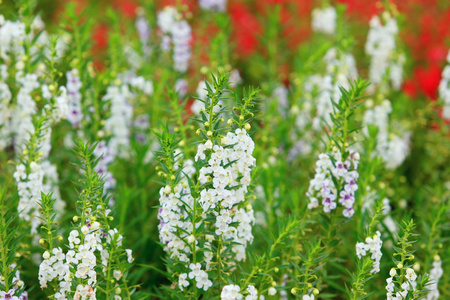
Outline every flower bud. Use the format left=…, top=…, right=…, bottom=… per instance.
left=187, top=235, right=195, bottom=243
left=165, top=185, right=171, bottom=194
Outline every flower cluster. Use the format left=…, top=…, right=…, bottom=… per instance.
left=103, top=83, right=133, bottom=159
left=13, top=76, right=68, bottom=233
left=220, top=284, right=258, bottom=300
left=385, top=267, right=419, bottom=300
left=365, top=13, right=404, bottom=91
left=39, top=215, right=131, bottom=300
left=293, top=74, right=331, bottom=135
left=39, top=142, right=133, bottom=300
left=12, top=72, right=40, bottom=150
left=185, top=262, right=213, bottom=291
left=0, top=265, right=28, bottom=300
left=135, top=11, right=150, bottom=54
left=0, top=64, right=12, bottom=149
left=307, top=149, right=360, bottom=218
left=438, top=50, right=450, bottom=119
left=323, top=48, right=358, bottom=101
left=0, top=14, right=66, bottom=68
left=169, top=19, right=191, bottom=73
left=363, top=99, right=411, bottom=169
left=199, top=0, right=227, bottom=12
left=426, top=257, right=443, bottom=300
left=0, top=18, right=26, bottom=59
left=92, top=141, right=116, bottom=194
left=157, top=161, right=195, bottom=263
left=298, top=48, right=358, bottom=132
left=158, top=157, right=213, bottom=291
left=14, top=161, right=44, bottom=234
left=102, top=73, right=152, bottom=158
left=311, top=6, right=337, bottom=35
left=196, top=128, right=256, bottom=261
left=355, top=231, right=383, bottom=273
left=158, top=128, right=256, bottom=289
left=65, top=69, right=83, bottom=128
left=157, top=7, right=192, bottom=73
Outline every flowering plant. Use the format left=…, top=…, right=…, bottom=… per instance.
left=0, top=0, right=448, bottom=299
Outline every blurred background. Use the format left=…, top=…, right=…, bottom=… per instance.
left=2, top=0, right=450, bottom=103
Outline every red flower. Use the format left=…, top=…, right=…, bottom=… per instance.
left=229, top=2, right=261, bottom=57
left=414, top=65, right=442, bottom=100
left=114, top=0, right=139, bottom=18
left=403, top=78, right=418, bottom=99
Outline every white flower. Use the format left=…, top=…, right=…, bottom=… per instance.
left=69, top=230, right=81, bottom=248
left=221, top=284, right=243, bottom=300
left=365, top=14, right=403, bottom=90
left=268, top=287, right=277, bottom=296
left=356, top=242, right=369, bottom=258
left=312, top=7, right=337, bottom=35
left=427, top=259, right=443, bottom=300
left=125, top=249, right=134, bottom=263
left=356, top=231, right=383, bottom=273
left=188, top=263, right=202, bottom=279
left=157, top=6, right=179, bottom=33
left=113, top=270, right=122, bottom=281
left=386, top=277, right=395, bottom=293
left=178, top=273, right=189, bottom=291
left=195, top=270, right=212, bottom=291
left=199, top=0, right=227, bottom=12
left=245, top=285, right=258, bottom=300
left=405, top=268, right=417, bottom=282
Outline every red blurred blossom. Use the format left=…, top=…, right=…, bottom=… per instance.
left=229, top=2, right=262, bottom=57
left=413, top=65, right=442, bottom=100
left=337, top=0, right=379, bottom=22
left=403, top=78, right=418, bottom=99
left=92, top=24, right=109, bottom=51
left=427, top=46, right=448, bottom=65
left=114, top=0, right=139, bottom=18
